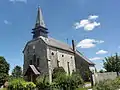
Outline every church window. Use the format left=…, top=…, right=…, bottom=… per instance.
left=57, top=60, right=60, bottom=67
left=71, top=57, right=72, bottom=59
left=62, top=55, right=64, bottom=57
left=37, top=58, right=39, bottom=66
left=67, top=62, right=70, bottom=75
left=33, top=45, right=35, bottom=49
left=33, top=55, right=36, bottom=65
left=51, top=52, right=54, bottom=55
left=30, top=60, right=32, bottom=65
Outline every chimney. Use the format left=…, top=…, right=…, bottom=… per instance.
left=72, top=40, right=75, bottom=52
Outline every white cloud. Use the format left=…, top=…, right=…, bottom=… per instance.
left=84, top=22, right=100, bottom=31
left=88, top=15, right=99, bottom=20
left=74, top=15, right=100, bottom=31
left=76, top=39, right=104, bottom=48
left=9, top=0, right=27, bottom=3
left=4, top=20, right=11, bottom=25
left=96, top=50, right=108, bottom=55
left=89, top=57, right=103, bottom=61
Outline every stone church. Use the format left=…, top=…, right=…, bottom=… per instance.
left=23, top=7, right=95, bottom=83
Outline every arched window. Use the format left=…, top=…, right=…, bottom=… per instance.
left=51, top=52, right=54, bottom=55
left=67, top=62, right=70, bottom=75
left=33, top=55, right=36, bottom=65
left=30, top=60, right=32, bottom=65
left=62, top=55, right=64, bottom=57
left=37, top=58, right=39, bottom=67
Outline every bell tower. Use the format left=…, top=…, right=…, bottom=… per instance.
left=32, top=7, right=48, bottom=39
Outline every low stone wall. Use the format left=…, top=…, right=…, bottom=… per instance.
left=92, top=72, right=117, bottom=84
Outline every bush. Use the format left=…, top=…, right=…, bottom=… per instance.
left=0, top=88, right=7, bottom=90
left=52, top=67, right=66, bottom=80
left=26, top=82, right=36, bottom=89
left=93, top=77, right=120, bottom=90
left=0, top=73, right=8, bottom=87
left=8, top=78, right=36, bottom=90
left=36, top=75, right=50, bottom=90
left=53, top=70, right=84, bottom=90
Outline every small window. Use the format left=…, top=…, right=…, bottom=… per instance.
left=67, top=62, right=70, bottom=75
left=57, top=60, right=60, bottom=67
left=37, top=58, right=39, bottom=66
left=30, top=60, right=32, bottom=65
left=62, top=55, right=64, bottom=57
left=51, top=52, right=54, bottom=55
left=71, top=57, right=72, bottom=59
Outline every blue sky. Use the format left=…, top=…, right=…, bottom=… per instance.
left=0, top=0, right=120, bottom=73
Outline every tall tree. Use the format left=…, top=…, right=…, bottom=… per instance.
left=12, top=66, right=22, bottom=78
left=103, top=53, right=120, bottom=74
left=0, top=56, right=9, bottom=86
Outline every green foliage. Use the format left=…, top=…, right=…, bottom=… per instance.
left=93, top=80, right=115, bottom=90
left=52, top=67, right=66, bottom=79
left=99, top=69, right=104, bottom=73
left=0, top=88, right=7, bottom=90
left=0, top=56, right=9, bottom=86
left=93, top=77, right=120, bottom=90
left=54, top=73, right=84, bottom=90
left=8, top=78, right=36, bottom=90
left=36, top=75, right=50, bottom=90
left=26, top=82, right=36, bottom=89
left=76, top=88, right=87, bottom=90
left=12, top=66, right=22, bottom=78
left=103, top=53, right=120, bottom=73
left=0, top=73, right=8, bottom=87
left=52, top=67, right=84, bottom=90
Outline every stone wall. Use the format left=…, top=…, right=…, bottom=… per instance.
left=47, top=46, right=76, bottom=75
left=75, top=54, right=90, bottom=81
left=23, top=38, right=49, bottom=75
left=93, top=72, right=117, bottom=84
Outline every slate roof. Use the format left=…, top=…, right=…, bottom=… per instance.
left=40, top=36, right=94, bottom=65
left=76, top=50, right=95, bottom=65
left=40, top=36, right=73, bottom=52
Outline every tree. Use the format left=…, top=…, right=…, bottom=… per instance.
left=52, top=67, right=84, bottom=90
left=36, top=75, right=50, bottom=90
left=99, top=69, right=104, bottom=73
left=0, top=56, right=9, bottom=86
left=103, top=53, right=120, bottom=74
left=8, top=78, right=36, bottom=90
left=52, top=67, right=66, bottom=80
left=12, top=66, right=22, bottom=78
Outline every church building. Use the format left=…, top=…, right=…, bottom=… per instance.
left=23, top=7, right=95, bottom=83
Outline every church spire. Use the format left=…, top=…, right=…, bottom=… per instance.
left=35, top=7, right=46, bottom=28
left=32, top=7, right=48, bottom=39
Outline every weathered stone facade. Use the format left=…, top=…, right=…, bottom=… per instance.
left=23, top=7, right=95, bottom=82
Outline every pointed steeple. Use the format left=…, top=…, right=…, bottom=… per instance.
left=32, top=7, right=48, bottom=39
left=35, top=7, right=46, bottom=28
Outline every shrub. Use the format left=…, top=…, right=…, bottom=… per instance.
left=52, top=67, right=66, bottom=80
left=8, top=78, right=36, bottom=90
left=36, top=75, right=50, bottom=90
left=25, top=82, right=36, bottom=90
left=0, top=88, right=7, bottom=90
left=53, top=70, right=84, bottom=90
left=93, top=78, right=120, bottom=90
